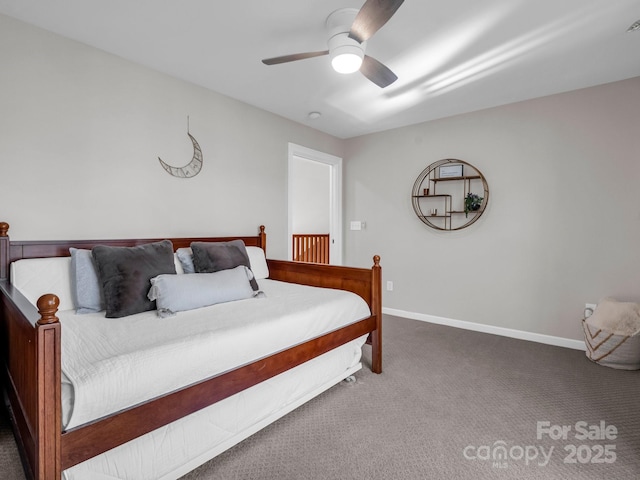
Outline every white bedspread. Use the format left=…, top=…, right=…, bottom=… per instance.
left=59, top=279, right=370, bottom=430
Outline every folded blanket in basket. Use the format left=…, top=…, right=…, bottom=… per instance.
left=583, top=297, right=640, bottom=370
left=586, top=297, right=640, bottom=336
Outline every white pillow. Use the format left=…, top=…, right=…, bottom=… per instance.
left=11, top=257, right=75, bottom=312
left=246, top=246, right=269, bottom=279
left=148, top=265, right=259, bottom=317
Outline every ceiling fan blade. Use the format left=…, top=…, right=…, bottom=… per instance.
left=348, top=0, right=404, bottom=44
left=360, top=55, right=398, bottom=88
left=262, top=50, right=329, bottom=65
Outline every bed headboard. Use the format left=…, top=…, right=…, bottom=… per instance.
left=0, top=222, right=266, bottom=282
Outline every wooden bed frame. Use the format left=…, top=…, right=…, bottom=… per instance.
left=0, top=222, right=382, bottom=480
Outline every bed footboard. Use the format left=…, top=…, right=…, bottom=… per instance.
left=266, top=256, right=382, bottom=373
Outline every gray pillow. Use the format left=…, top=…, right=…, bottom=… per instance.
left=69, top=248, right=105, bottom=313
left=92, top=240, right=176, bottom=318
left=176, top=247, right=195, bottom=274
left=148, top=265, right=258, bottom=317
left=191, top=240, right=259, bottom=291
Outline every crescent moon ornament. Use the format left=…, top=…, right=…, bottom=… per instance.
left=158, top=131, right=203, bottom=178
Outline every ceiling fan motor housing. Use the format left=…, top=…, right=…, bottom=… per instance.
left=325, top=8, right=359, bottom=37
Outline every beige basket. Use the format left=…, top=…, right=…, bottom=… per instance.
left=582, top=319, right=640, bottom=370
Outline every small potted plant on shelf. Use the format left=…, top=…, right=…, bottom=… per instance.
left=464, top=193, right=483, bottom=217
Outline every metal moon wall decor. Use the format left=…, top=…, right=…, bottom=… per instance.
left=158, top=118, right=203, bottom=178
left=412, top=158, right=489, bottom=231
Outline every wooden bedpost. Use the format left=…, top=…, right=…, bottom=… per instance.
left=0, top=222, right=9, bottom=281
left=35, top=294, right=62, bottom=480
left=259, top=225, right=266, bottom=254
left=371, top=255, right=382, bottom=373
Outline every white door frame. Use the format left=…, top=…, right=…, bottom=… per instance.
left=288, top=143, right=343, bottom=265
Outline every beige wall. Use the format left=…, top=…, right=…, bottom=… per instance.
left=2, top=14, right=639, bottom=342
left=0, top=14, right=343, bottom=260
left=343, top=76, right=640, bottom=341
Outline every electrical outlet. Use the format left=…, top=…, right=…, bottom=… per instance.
left=386, top=281, right=393, bottom=291
left=585, top=303, right=597, bottom=318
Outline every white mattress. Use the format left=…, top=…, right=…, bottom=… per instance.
left=59, top=279, right=370, bottom=430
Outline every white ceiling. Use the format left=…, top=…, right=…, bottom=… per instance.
left=1, top=0, right=639, bottom=138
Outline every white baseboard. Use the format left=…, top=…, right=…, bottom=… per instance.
left=383, top=307, right=586, bottom=351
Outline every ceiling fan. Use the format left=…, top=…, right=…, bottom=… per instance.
left=261, top=0, right=404, bottom=88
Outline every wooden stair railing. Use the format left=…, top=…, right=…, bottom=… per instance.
left=292, top=234, right=330, bottom=264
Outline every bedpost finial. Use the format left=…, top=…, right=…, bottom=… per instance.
left=37, top=294, right=60, bottom=325
left=0, top=222, right=8, bottom=237
left=259, top=225, right=265, bottom=234
left=373, top=255, right=380, bottom=267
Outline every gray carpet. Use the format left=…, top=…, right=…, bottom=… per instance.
left=2, top=315, right=639, bottom=479
left=0, top=408, right=25, bottom=480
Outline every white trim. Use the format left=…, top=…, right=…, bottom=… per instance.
left=287, top=143, right=343, bottom=265
left=383, top=307, right=586, bottom=351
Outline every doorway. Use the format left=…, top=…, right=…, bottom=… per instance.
left=288, top=143, right=343, bottom=265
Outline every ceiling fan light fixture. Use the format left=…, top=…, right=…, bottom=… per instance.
left=328, top=32, right=364, bottom=74
left=331, top=50, right=364, bottom=74
left=261, top=3, right=400, bottom=87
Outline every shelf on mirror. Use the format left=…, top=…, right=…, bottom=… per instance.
left=431, top=175, right=481, bottom=182
left=413, top=194, right=452, bottom=198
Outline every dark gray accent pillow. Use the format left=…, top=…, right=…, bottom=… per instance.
left=191, top=240, right=259, bottom=291
left=92, top=240, right=176, bottom=318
